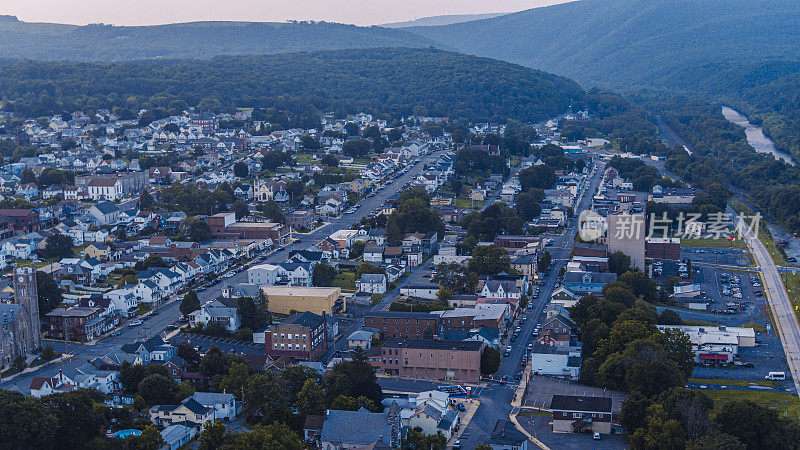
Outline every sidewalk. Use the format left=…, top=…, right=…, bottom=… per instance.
left=446, top=398, right=480, bottom=448
left=1, top=353, right=74, bottom=383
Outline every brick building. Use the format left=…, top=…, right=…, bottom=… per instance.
left=378, top=338, right=483, bottom=383
left=364, top=311, right=440, bottom=339
left=208, top=212, right=287, bottom=244
left=44, top=307, right=102, bottom=342
left=265, top=312, right=327, bottom=361
left=0, top=209, right=40, bottom=234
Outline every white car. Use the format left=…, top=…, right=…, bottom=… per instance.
left=129, top=319, right=143, bottom=327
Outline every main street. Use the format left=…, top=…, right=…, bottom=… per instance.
left=457, top=158, right=606, bottom=449
left=1, top=149, right=448, bottom=392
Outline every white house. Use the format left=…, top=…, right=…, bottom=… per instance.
left=356, top=273, right=387, bottom=294
left=189, top=299, right=241, bottom=332
left=191, top=392, right=239, bottom=421
left=87, top=178, right=123, bottom=201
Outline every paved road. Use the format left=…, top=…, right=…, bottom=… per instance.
left=1, top=150, right=449, bottom=393
left=457, top=159, right=606, bottom=449
left=735, top=208, right=800, bottom=395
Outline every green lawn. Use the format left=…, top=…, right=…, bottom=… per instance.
left=681, top=238, right=746, bottom=249
left=781, top=273, right=800, bottom=321
left=688, top=378, right=775, bottom=387
left=453, top=196, right=483, bottom=209
left=332, top=272, right=357, bottom=290
left=697, top=388, right=800, bottom=420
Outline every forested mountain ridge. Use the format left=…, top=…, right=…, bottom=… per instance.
left=405, top=0, right=800, bottom=91
left=0, top=18, right=441, bottom=61
left=0, top=48, right=583, bottom=123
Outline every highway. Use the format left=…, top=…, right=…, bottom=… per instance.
left=735, top=210, right=800, bottom=395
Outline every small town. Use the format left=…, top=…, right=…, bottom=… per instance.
left=2, top=2, right=800, bottom=449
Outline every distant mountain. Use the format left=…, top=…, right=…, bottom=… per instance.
left=405, top=0, right=800, bottom=91
left=0, top=48, right=583, bottom=123
left=381, top=13, right=506, bottom=28
left=0, top=19, right=441, bottom=61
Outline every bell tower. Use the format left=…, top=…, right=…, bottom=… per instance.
left=13, top=267, right=41, bottom=352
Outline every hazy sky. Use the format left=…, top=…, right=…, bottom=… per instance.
left=3, top=0, right=571, bottom=26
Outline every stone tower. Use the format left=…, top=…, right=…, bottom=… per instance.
left=13, top=267, right=41, bottom=352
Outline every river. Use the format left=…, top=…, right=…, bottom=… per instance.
left=721, top=106, right=796, bottom=166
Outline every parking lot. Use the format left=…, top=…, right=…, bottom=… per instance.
left=169, top=332, right=265, bottom=356
left=658, top=246, right=794, bottom=386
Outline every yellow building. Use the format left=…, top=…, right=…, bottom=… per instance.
left=84, top=243, right=111, bottom=261
left=260, top=286, right=344, bottom=315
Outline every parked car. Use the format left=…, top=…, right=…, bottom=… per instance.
left=129, top=320, right=143, bottom=327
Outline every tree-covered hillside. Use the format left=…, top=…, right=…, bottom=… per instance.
left=0, top=48, right=583, bottom=123
left=406, top=0, right=800, bottom=91
left=0, top=17, right=439, bottom=61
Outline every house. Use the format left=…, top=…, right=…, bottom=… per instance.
left=409, top=401, right=459, bottom=441
left=347, top=328, right=378, bottom=349
left=550, top=395, right=613, bottom=434
left=356, top=273, right=387, bottom=294
left=191, top=392, right=239, bottom=421
left=485, top=419, right=530, bottom=450
left=363, top=246, right=384, bottom=263
left=480, top=280, right=521, bottom=300
left=149, top=397, right=213, bottom=431
left=320, top=407, right=400, bottom=449
left=550, top=286, right=580, bottom=308
left=562, top=271, right=617, bottom=296
left=29, top=373, right=77, bottom=398
left=189, top=298, right=241, bottom=332
left=87, top=201, right=120, bottom=226
left=304, top=415, right=325, bottom=445
left=84, top=243, right=111, bottom=261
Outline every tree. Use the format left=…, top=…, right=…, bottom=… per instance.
left=233, top=162, right=249, bottom=178
left=136, top=425, right=164, bottom=450
left=515, top=190, right=543, bottom=221
left=300, top=134, right=320, bottom=150
left=237, top=296, right=268, bottom=331
left=313, top=262, right=337, bottom=287
left=41, top=389, right=107, bottom=447
left=261, top=151, right=291, bottom=171
left=36, top=271, right=62, bottom=315
left=356, top=262, right=385, bottom=279
left=181, top=217, right=211, bottom=242
left=630, top=404, right=687, bottom=450
left=138, top=374, right=177, bottom=405
left=321, top=154, right=339, bottom=167
left=625, top=359, right=685, bottom=399
left=20, top=167, right=37, bottom=184
left=686, top=433, right=745, bottom=450
left=199, top=420, right=230, bottom=450
left=480, top=347, right=501, bottom=375
left=403, top=427, right=446, bottom=450
left=519, top=165, right=557, bottom=191
left=609, top=251, right=632, bottom=275
left=139, top=189, right=155, bottom=210
left=330, top=395, right=378, bottom=412
left=297, top=378, right=327, bottom=416
left=133, top=395, right=146, bottom=411
left=200, top=345, right=230, bottom=379
left=433, top=262, right=466, bottom=292
left=342, top=139, right=372, bottom=158
left=715, top=400, right=800, bottom=449
left=257, top=200, right=284, bottom=223
left=220, top=362, right=250, bottom=399
left=350, top=240, right=366, bottom=259
left=619, top=393, right=654, bottom=434
left=468, top=245, right=510, bottom=276
left=42, top=233, right=73, bottom=259
left=0, top=391, right=58, bottom=449
left=243, top=373, right=286, bottom=424
left=233, top=423, right=304, bottom=450
left=344, top=122, right=360, bottom=136
left=180, top=290, right=200, bottom=316
left=538, top=250, right=552, bottom=273
left=325, top=347, right=383, bottom=408
left=231, top=199, right=249, bottom=220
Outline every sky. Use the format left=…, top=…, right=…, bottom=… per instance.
left=2, top=0, right=571, bottom=26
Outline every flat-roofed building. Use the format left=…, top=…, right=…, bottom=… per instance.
left=364, top=311, right=440, bottom=339
left=266, top=312, right=327, bottom=361
left=551, top=394, right=613, bottom=434
left=378, top=338, right=483, bottom=383
left=260, top=286, right=344, bottom=315
left=657, top=325, right=756, bottom=363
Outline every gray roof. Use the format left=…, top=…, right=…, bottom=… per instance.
left=563, top=271, right=618, bottom=284
left=192, top=392, right=235, bottom=406
left=283, top=311, right=325, bottom=328
left=92, top=201, right=119, bottom=215
left=320, top=408, right=392, bottom=446
left=359, top=273, right=386, bottom=283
